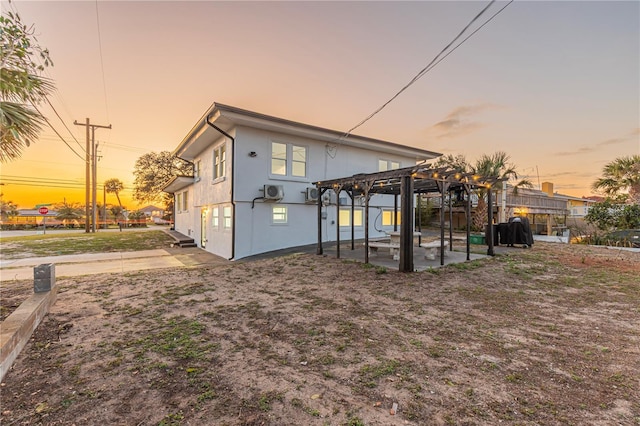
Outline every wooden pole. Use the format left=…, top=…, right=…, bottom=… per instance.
left=399, top=175, right=414, bottom=272
left=85, top=118, right=90, bottom=233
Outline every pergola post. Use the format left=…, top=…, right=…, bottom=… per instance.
left=364, top=186, right=371, bottom=264
left=448, top=187, right=453, bottom=251
left=351, top=192, right=355, bottom=250
left=487, top=188, right=495, bottom=256
left=438, top=181, right=449, bottom=266
left=335, top=185, right=343, bottom=259
left=399, top=175, right=414, bottom=272
left=393, top=194, right=399, bottom=232
left=316, top=187, right=324, bottom=255
left=465, top=184, right=471, bottom=261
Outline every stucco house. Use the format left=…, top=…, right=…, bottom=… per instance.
left=163, top=103, right=440, bottom=260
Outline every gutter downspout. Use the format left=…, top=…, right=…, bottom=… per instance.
left=206, top=115, right=236, bottom=260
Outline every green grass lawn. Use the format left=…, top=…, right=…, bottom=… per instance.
left=0, top=230, right=175, bottom=259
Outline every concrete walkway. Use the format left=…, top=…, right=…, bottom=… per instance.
left=0, top=247, right=229, bottom=282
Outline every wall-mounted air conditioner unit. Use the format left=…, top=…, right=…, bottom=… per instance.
left=305, top=187, right=319, bottom=203
left=263, top=184, right=284, bottom=201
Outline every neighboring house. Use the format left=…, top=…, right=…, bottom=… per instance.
left=555, top=196, right=597, bottom=218
left=431, top=181, right=594, bottom=237
left=163, top=103, right=440, bottom=260
left=138, top=205, right=165, bottom=219
left=504, top=182, right=597, bottom=237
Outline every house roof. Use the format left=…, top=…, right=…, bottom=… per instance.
left=173, top=103, right=441, bottom=161
left=138, top=205, right=164, bottom=213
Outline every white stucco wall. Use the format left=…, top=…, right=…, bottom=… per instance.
left=231, top=126, right=416, bottom=259
left=174, top=124, right=429, bottom=260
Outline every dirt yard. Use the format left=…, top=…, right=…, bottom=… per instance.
left=1, top=242, right=639, bottom=425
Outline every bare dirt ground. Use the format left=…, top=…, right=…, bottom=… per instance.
left=1, top=242, right=639, bottom=425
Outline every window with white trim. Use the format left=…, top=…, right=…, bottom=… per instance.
left=271, top=142, right=307, bottom=177
left=176, top=193, right=182, bottom=213
left=182, top=190, right=188, bottom=212
left=223, top=206, right=232, bottom=229
left=194, top=160, right=201, bottom=180
left=211, top=207, right=219, bottom=228
left=382, top=210, right=401, bottom=226
left=214, top=144, right=226, bottom=179
left=339, top=208, right=363, bottom=227
left=272, top=206, right=288, bottom=224
left=378, top=159, right=400, bottom=172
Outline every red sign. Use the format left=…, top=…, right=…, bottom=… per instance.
left=38, top=206, right=49, bottom=215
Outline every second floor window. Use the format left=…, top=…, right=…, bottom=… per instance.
left=214, top=145, right=226, bottom=179
left=271, top=142, right=307, bottom=177
left=194, top=160, right=201, bottom=179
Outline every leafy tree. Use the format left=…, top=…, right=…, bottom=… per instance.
left=592, top=155, right=640, bottom=204
left=618, top=204, right=640, bottom=229
left=585, top=199, right=617, bottom=231
left=586, top=198, right=640, bottom=231
left=109, top=204, right=124, bottom=221
left=0, top=192, right=18, bottom=221
left=0, top=9, right=54, bottom=162
left=132, top=151, right=193, bottom=208
left=104, top=178, right=124, bottom=209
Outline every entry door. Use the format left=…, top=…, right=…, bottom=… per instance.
left=201, top=209, right=207, bottom=248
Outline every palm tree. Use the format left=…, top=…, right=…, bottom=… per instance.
left=1, top=10, right=55, bottom=162
left=471, top=152, right=532, bottom=230
left=54, top=201, right=83, bottom=227
left=104, top=178, right=124, bottom=210
left=592, top=155, right=640, bottom=203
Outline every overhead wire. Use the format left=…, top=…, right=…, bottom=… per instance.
left=32, top=104, right=86, bottom=162
left=43, top=96, right=84, bottom=153
left=327, top=0, right=514, bottom=157
left=341, top=0, right=499, bottom=140
left=94, top=0, right=110, bottom=124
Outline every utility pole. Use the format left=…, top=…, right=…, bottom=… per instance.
left=74, top=118, right=112, bottom=233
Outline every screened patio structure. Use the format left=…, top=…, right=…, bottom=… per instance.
left=314, top=165, right=503, bottom=272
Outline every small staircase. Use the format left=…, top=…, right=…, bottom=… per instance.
left=166, top=230, right=197, bottom=248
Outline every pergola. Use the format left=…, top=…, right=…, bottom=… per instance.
left=314, top=164, right=504, bottom=272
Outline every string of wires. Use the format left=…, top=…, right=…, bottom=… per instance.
left=329, top=0, right=514, bottom=155
left=1, top=175, right=134, bottom=193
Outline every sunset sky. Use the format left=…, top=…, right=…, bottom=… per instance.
left=1, top=0, right=638, bottom=210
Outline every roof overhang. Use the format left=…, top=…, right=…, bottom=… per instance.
left=162, top=176, right=194, bottom=194
left=173, top=103, right=441, bottom=162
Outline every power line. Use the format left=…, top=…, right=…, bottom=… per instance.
left=2, top=176, right=134, bottom=192
left=32, top=104, right=86, bottom=162
left=100, top=141, right=149, bottom=153
left=331, top=0, right=513, bottom=152
left=94, top=0, right=110, bottom=123
left=1, top=175, right=85, bottom=183
left=43, top=96, right=85, bottom=153
left=45, top=101, right=82, bottom=149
